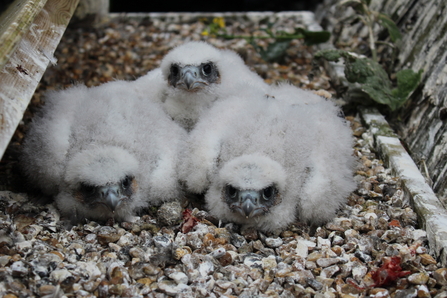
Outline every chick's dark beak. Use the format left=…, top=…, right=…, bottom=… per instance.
left=239, top=190, right=265, bottom=218
left=100, top=185, right=122, bottom=211
left=179, top=65, right=208, bottom=91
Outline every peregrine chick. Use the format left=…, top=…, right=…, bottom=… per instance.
left=21, top=80, right=186, bottom=224
left=180, top=87, right=356, bottom=232
left=156, top=41, right=269, bottom=131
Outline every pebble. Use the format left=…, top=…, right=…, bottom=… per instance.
left=433, top=268, right=447, bottom=286
left=265, top=237, right=283, bottom=248
left=157, top=200, right=183, bottom=226
left=408, top=272, right=429, bottom=285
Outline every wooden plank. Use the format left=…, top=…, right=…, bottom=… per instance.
left=315, top=0, right=447, bottom=202
left=0, top=0, right=48, bottom=69
left=0, top=0, right=79, bottom=159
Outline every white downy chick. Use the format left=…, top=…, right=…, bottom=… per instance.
left=180, top=87, right=356, bottom=232
left=155, top=41, right=269, bottom=130
left=21, top=79, right=186, bottom=224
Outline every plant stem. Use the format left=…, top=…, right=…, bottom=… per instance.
left=367, top=22, right=377, bottom=62
left=216, top=34, right=305, bottom=40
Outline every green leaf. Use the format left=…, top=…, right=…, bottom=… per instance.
left=390, top=68, right=423, bottom=109
left=339, top=0, right=366, bottom=14
left=378, top=13, right=402, bottom=42
left=257, top=40, right=291, bottom=62
left=314, top=49, right=344, bottom=62
left=295, top=27, right=331, bottom=45
left=343, top=57, right=394, bottom=106
left=314, top=49, right=421, bottom=110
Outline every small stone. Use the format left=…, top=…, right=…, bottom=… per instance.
left=419, top=254, right=436, bottom=265
left=109, top=284, right=126, bottom=296
left=39, top=285, right=60, bottom=297
left=394, top=288, right=417, bottom=297
left=381, top=230, right=401, bottom=242
left=307, top=251, right=324, bottom=262
left=408, top=272, right=429, bottom=285
left=331, top=246, right=343, bottom=256
left=219, top=251, right=236, bottom=266
left=320, top=265, right=340, bottom=279
left=11, top=261, right=28, bottom=277
left=261, top=255, right=277, bottom=272
left=198, top=260, right=214, bottom=277
left=215, top=228, right=231, bottom=243
left=117, top=233, right=137, bottom=247
left=316, top=276, right=334, bottom=288
left=295, top=241, right=309, bottom=258
left=433, top=268, right=447, bottom=286
left=157, top=201, right=183, bottom=226
left=352, top=262, right=368, bottom=283
left=416, top=285, right=431, bottom=298
left=265, top=237, right=283, bottom=248
left=307, top=277, right=323, bottom=291
left=332, top=235, right=345, bottom=246
left=136, top=278, right=153, bottom=286
left=97, top=226, right=121, bottom=245
left=0, top=255, right=11, bottom=266
left=173, top=247, right=192, bottom=260
left=50, top=268, right=72, bottom=283
left=129, top=247, right=145, bottom=259
left=281, top=230, right=294, bottom=238
left=186, top=232, right=203, bottom=250
left=169, top=271, right=188, bottom=284
left=305, top=261, right=317, bottom=270
left=411, top=229, right=427, bottom=241
left=153, top=235, right=172, bottom=251
left=373, top=166, right=385, bottom=174
left=368, top=288, right=389, bottom=297
left=317, top=237, right=331, bottom=248
left=317, top=258, right=340, bottom=268
left=209, top=247, right=226, bottom=258
left=85, top=233, right=97, bottom=243
left=241, top=227, right=258, bottom=240
left=244, top=253, right=263, bottom=268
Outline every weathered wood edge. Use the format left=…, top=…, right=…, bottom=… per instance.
left=0, top=0, right=79, bottom=160
left=309, top=7, right=447, bottom=264
left=360, top=107, right=447, bottom=266
left=0, top=0, right=48, bottom=70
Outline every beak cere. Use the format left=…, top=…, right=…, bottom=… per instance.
left=100, top=185, right=122, bottom=212
left=182, top=67, right=199, bottom=90
left=239, top=190, right=262, bottom=218
left=178, top=65, right=207, bottom=91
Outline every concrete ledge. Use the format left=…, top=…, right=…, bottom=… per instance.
left=360, top=107, right=447, bottom=266
left=109, top=11, right=319, bottom=26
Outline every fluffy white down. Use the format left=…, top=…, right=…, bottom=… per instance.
left=157, top=41, right=269, bottom=130
left=181, top=85, right=356, bottom=232
left=64, top=146, right=138, bottom=187
left=21, top=79, right=186, bottom=223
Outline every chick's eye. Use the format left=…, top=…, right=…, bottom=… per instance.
left=170, top=65, right=179, bottom=77
left=262, top=186, right=275, bottom=200
left=80, top=183, right=96, bottom=196
left=122, top=176, right=132, bottom=190
left=226, top=185, right=238, bottom=199
left=202, top=63, right=212, bottom=76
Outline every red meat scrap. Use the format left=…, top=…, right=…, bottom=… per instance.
left=180, top=209, right=200, bottom=233
left=371, top=256, right=411, bottom=287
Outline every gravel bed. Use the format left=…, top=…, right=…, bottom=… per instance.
left=1, top=13, right=446, bottom=298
